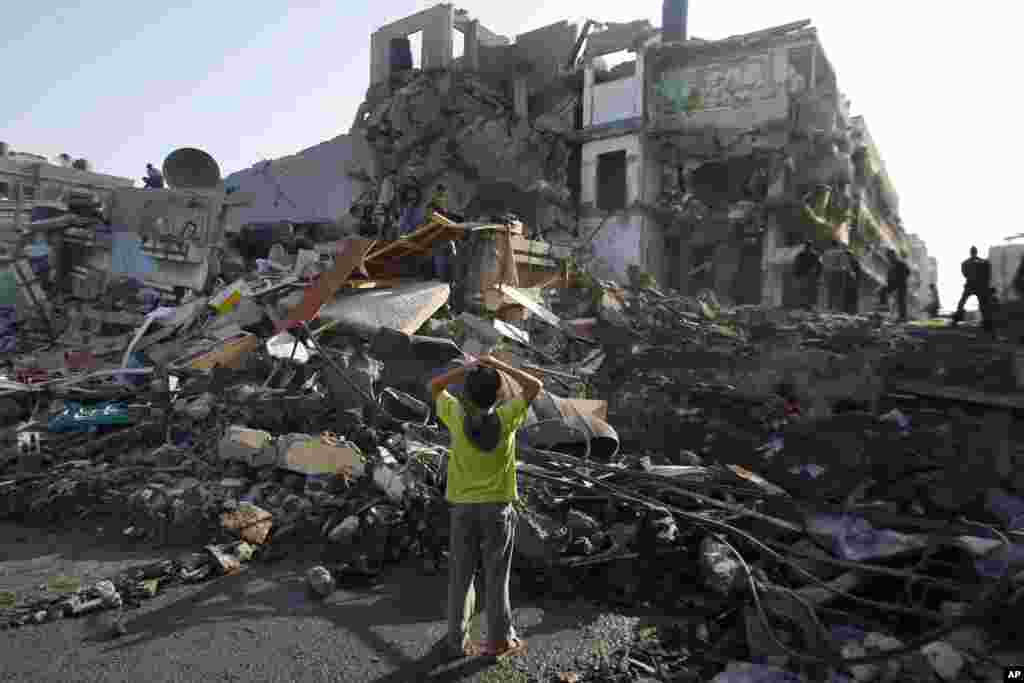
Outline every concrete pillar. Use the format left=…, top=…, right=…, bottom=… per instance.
left=13, top=182, right=22, bottom=232
left=636, top=49, right=646, bottom=120
left=809, top=45, right=817, bottom=93
left=626, top=152, right=641, bottom=205
left=580, top=159, right=596, bottom=205
left=463, top=20, right=479, bottom=71
left=583, top=66, right=595, bottom=127
left=513, top=77, right=529, bottom=119
left=370, top=31, right=388, bottom=84
left=423, top=5, right=455, bottom=71
left=760, top=220, right=782, bottom=307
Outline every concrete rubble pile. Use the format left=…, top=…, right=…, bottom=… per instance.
left=352, top=63, right=577, bottom=239
left=0, top=219, right=1021, bottom=681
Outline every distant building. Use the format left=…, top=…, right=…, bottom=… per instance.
left=573, top=12, right=928, bottom=311
left=222, top=133, right=373, bottom=229
left=0, top=146, right=133, bottom=233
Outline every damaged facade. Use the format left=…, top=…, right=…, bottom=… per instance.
left=578, top=16, right=926, bottom=310
left=0, top=145, right=133, bottom=235
left=345, top=3, right=931, bottom=313
left=354, top=4, right=579, bottom=239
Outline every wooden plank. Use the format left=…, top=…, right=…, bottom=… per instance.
left=886, top=380, right=1024, bottom=411
left=175, top=333, right=260, bottom=371
left=363, top=220, right=461, bottom=265
left=340, top=279, right=403, bottom=290
left=496, top=284, right=561, bottom=328
left=279, top=238, right=375, bottom=331
left=467, top=222, right=525, bottom=237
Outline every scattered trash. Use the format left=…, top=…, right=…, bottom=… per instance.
left=0, top=104, right=1007, bottom=683
left=306, top=565, right=336, bottom=598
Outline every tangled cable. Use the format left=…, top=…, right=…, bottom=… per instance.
left=517, top=447, right=1015, bottom=669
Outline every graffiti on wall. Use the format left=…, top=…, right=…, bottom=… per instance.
left=652, top=53, right=776, bottom=117
left=652, top=74, right=703, bottom=116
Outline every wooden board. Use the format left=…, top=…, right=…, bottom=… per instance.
left=279, top=238, right=375, bottom=331
left=172, top=333, right=260, bottom=371
left=886, top=380, right=1024, bottom=411
left=496, top=284, right=561, bottom=328
left=340, top=279, right=403, bottom=290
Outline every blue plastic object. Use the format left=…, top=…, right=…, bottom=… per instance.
left=47, top=401, right=134, bottom=433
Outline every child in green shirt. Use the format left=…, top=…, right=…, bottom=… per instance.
left=429, top=354, right=542, bottom=661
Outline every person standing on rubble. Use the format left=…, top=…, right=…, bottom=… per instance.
left=952, top=246, right=993, bottom=329
left=425, top=183, right=457, bottom=283
left=845, top=256, right=862, bottom=314
left=337, top=204, right=365, bottom=237
left=143, top=163, right=164, bottom=189
left=792, top=240, right=823, bottom=310
left=398, top=186, right=425, bottom=237
left=926, top=283, right=941, bottom=318
left=877, top=248, right=911, bottom=321
left=427, top=183, right=449, bottom=218
left=428, top=355, right=542, bottom=661
left=822, top=241, right=851, bottom=312
left=433, top=238, right=457, bottom=285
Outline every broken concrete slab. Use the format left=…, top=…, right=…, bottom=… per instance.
left=583, top=20, right=653, bottom=59
left=276, top=433, right=366, bottom=479
left=319, top=282, right=450, bottom=337
left=520, top=391, right=619, bottom=460
left=219, top=426, right=277, bottom=468
left=497, top=283, right=561, bottom=328
left=458, top=312, right=530, bottom=347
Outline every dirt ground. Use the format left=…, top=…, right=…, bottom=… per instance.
left=0, top=522, right=661, bottom=683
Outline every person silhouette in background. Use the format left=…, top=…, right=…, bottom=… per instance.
left=926, top=283, right=941, bottom=318
left=143, top=163, right=164, bottom=189
left=952, top=246, right=993, bottom=330
left=792, top=241, right=823, bottom=310
left=877, top=248, right=910, bottom=321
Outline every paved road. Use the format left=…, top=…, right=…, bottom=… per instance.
left=0, top=523, right=651, bottom=683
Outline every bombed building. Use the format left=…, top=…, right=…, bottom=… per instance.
left=342, top=2, right=930, bottom=313
left=575, top=6, right=925, bottom=310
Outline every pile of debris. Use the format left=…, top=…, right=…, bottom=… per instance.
left=2, top=202, right=1023, bottom=682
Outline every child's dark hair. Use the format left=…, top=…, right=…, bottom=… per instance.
left=465, top=367, right=500, bottom=410
left=463, top=367, right=502, bottom=451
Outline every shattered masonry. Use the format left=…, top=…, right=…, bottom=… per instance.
left=4, top=5, right=1021, bottom=683
left=348, top=4, right=936, bottom=317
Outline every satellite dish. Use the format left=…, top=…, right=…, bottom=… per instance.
left=163, top=147, right=221, bottom=190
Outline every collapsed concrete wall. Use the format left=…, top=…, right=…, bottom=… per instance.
left=223, top=134, right=373, bottom=227
left=355, top=68, right=575, bottom=231
left=639, top=24, right=908, bottom=309
left=513, top=21, right=577, bottom=92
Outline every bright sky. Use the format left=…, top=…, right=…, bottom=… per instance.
left=4, top=2, right=1020, bottom=307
